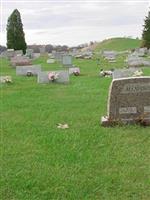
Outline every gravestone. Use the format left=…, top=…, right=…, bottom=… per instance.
left=6, top=49, right=15, bottom=59
left=39, top=46, right=46, bottom=56
left=16, top=65, right=41, bottom=76
left=38, top=70, right=69, bottom=84
left=101, top=77, right=150, bottom=126
left=134, top=48, right=147, bottom=57
left=127, top=54, right=150, bottom=67
left=62, top=55, right=72, bottom=67
left=39, top=46, right=45, bottom=53
left=102, top=51, right=117, bottom=61
left=11, top=56, right=32, bottom=67
left=113, top=68, right=138, bottom=79
left=0, top=76, right=12, bottom=83
left=69, top=67, right=80, bottom=75
left=26, top=49, right=34, bottom=59
left=54, top=52, right=62, bottom=62
left=52, top=50, right=56, bottom=56
left=15, top=50, right=23, bottom=56
left=47, top=59, right=55, bottom=64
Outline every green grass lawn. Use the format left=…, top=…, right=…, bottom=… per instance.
left=94, top=38, right=141, bottom=52
left=1, top=56, right=150, bottom=200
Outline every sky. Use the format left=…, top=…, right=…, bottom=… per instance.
left=1, top=0, right=150, bottom=47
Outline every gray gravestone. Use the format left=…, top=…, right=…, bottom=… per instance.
left=62, top=55, right=72, bottom=67
left=6, top=49, right=15, bottom=59
left=15, top=50, right=23, bottom=56
left=127, top=54, right=150, bottom=67
left=38, top=70, right=69, bottom=84
left=47, top=59, right=55, bottom=64
left=39, top=46, right=45, bottom=54
left=54, top=52, right=62, bottom=62
left=134, top=48, right=147, bottom=57
left=113, top=68, right=138, bottom=79
left=101, top=77, right=150, bottom=126
left=11, top=56, right=32, bottom=67
left=102, top=51, right=117, bottom=61
left=16, top=65, right=41, bottom=76
left=69, top=67, right=80, bottom=75
left=26, top=49, right=34, bottom=59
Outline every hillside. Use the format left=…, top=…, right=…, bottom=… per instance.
left=94, top=37, right=142, bottom=51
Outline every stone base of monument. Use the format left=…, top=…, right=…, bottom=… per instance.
left=101, top=116, right=150, bottom=127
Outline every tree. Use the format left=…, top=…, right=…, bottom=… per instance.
left=142, top=10, right=150, bottom=48
left=7, top=9, right=27, bottom=54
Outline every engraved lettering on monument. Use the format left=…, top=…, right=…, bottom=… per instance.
left=119, top=107, right=137, bottom=114
left=121, top=83, right=150, bottom=93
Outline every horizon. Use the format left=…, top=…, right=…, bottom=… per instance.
left=1, top=0, right=150, bottom=47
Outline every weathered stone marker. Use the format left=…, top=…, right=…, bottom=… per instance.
left=62, top=55, right=72, bottom=67
left=11, top=56, right=32, bottom=67
left=16, top=65, right=41, bottom=76
left=15, top=50, right=23, bottom=56
left=101, top=77, right=150, bottom=126
left=113, top=68, right=138, bottom=79
left=47, top=59, right=55, bottom=64
left=69, top=67, right=80, bottom=75
left=38, top=70, right=69, bottom=84
left=6, top=49, right=15, bottom=59
left=26, top=49, right=34, bottom=59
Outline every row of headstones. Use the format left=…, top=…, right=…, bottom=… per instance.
left=47, top=53, right=74, bottom=69
left=1, top=49, right=34, bottom=59
left=126, top=53, right=150, bottom=68
left=133, top=47, right=150, bottom=57
left=17, top=65, right=80, bottom=83
left=0, top=64, right=80, bottom=84
left=102, top=50, right=117, bottom=62
left=101, top=50, right=129, bottom=62
left=101, top=49, right=150, bottom=67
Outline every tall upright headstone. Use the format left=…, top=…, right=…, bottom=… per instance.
left=62, top=55, right=72, bottom=67
left=101, top=77, right=150, bottom=126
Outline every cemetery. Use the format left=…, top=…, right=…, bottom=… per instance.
left=1, top=38, right=150, bottom=199
left=1, top=3, right=150, bottom=200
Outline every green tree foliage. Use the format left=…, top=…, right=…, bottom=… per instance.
left=142, top=10, right=150, bottom=48
left=7, top=9, right=27, bottom=54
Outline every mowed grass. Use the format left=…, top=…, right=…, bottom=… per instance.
left=95, top=38, right=141, bottom=52
left=1, top=55, right=150, bottom=200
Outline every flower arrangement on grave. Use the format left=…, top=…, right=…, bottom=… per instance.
left=48, top=72, right=59, bottom=82
left=4, top=76, right=12, bottom=83
left=26, top=71, right=33, bottom=76
left=73, top=70, right=80, bottom=76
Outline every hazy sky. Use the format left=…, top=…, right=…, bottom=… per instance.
left=1, top=0, right=150, bottom=46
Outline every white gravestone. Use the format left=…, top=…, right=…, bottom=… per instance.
left=69, top=67, right=80, bottom=75
left=47, top=59, right=55, bottom=64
